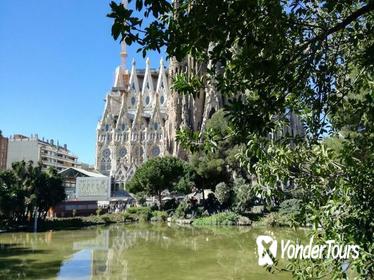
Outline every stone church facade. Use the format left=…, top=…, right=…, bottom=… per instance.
left=95, top=38, right=222, bottom=184
left=96, top=41, right=170, bottom=183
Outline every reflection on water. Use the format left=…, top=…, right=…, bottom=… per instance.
left=0, top=224, right=309, bottom=280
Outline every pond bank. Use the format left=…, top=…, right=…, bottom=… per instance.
left=1, top=207, right=302, bottom=233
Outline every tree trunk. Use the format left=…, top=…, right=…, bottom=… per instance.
left=158, top=192, right=162, bottom=210
left=201, top=186, right=206, bottom=210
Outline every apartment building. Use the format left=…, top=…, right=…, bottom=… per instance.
left=0, top=132, right=8, bottom=170
left=7, top=134, right=78, bottom=171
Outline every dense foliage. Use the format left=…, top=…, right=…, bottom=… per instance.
left=0, top=161, right=65, bottom=225
left=192, top=211, right=251, bottom=226
left=109, top=1, right=374, bottom=278
left=126, top=156, right=194, bottom=207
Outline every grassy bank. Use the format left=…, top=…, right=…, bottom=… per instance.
left=1, top=204, right=303, bottom=232
left=39, top=213, right=126, bottom=230
left=40, top=208, right=170, bottom=231
left=0, top=208, right=170, bottom=232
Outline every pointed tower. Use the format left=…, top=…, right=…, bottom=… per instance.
left=120, top=0, right=128, bottom=68
left=96, top=0, right=131, bottom=178
left=96, top=94, right=114, bottom=175
left=156, top=58, right=169, bottom=111
left=148, top=86, right=164, bottom=159
left=141, top=57, right=155, bottom=112
left=127, top=59, right=140, bottom=111
left=96, top=3, right=174, bottom=184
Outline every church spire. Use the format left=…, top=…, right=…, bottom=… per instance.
left=120, top=0, right=128, bottom=68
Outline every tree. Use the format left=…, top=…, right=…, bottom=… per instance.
left=0, top=161, right=65, bottom=225
left=126, top=157, right=193, bottom=208
left=109, top=0, right=373, bottom=139
left=108, top=1, right=374, bottom=278
left=185, top=110, right=243, bottom=194
left=232, top=177, right=256, bottom=214
left=214, top=182, right=233, bottom=209
left=35, top=168, right=65, bottom=219
left=0, top=170, right=17, bottom=221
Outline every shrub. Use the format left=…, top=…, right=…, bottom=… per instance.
left=278, top=199, right=303, bottom=225
left=232, top=177, right=255, bottom=213
left=193, top=211, right=241, bottom=226
left=279, top=199, right=301, bottom=214
left=135, top=192, right=147, bottom=206
left=127, top=206, right=150, bottom=214
left=162, top=198, right=178, bottom=211
left=151, top=210, right=168, bottom=222
left=215, top=182, right=233, bottom=208
left=125, top=207, right=152, bottom=222
left=123, top=212, right=137, bottom=223
left=96, top=208, right=103, bottom=216
left=174, top=200, right=189, bottom=218
left=259, top=210, right=302, bottom=228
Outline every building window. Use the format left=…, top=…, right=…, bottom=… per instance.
left=152, top=146, right=160, bottom=156
left=102, top=148, right=111, bottom=158
left=119, top=147, right=127, bottom=158
left=100, top=157, right=111, bottom=171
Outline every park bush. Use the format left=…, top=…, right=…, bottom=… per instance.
left=125, top=207, right=152, bottom=222
left=162, top=198, right=178, bottom=211
left=278, top=199, right=303, bottom=225
left=259, top=212, right=291, bottom=227
left=151, top=211, right=168, bottom=222
left=174, top=200, right=189, bottom=218
left=258, top=199, right=304, bottom=228
left=193, top=211, right=241, bottom=226
left=279, top=199, right=302, bottom=215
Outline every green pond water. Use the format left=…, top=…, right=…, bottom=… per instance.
left=0, top=224, right=309, bottom=280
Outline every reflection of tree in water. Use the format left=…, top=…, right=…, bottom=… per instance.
left=0, top=231, right=84, bottom=280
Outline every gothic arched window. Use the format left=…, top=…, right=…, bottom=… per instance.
left=131, top=96, right=136, bottom=106
left=100, top=157, right=111, bottom=172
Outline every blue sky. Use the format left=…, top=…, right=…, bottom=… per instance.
left=0, top=0, right=165, bottom=164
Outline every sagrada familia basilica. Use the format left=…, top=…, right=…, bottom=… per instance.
left=95, top=24, right=222, bottom=184
left=96, top=0, right=304, bottom=185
